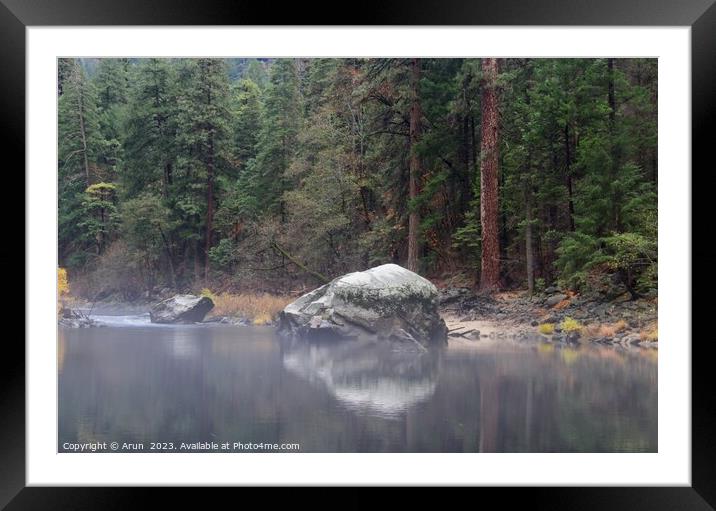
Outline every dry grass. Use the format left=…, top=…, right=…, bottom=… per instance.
left=553, top=298, right=571, bottom=310
left=640, top=323, right=658, bottom=342
left=597, top=319, right=628, bottom=337
left=582, top=324, right=601, bottom=339
left=582, top=319, right=629, bottom=339
left=202, top=290, right=292, bottom=322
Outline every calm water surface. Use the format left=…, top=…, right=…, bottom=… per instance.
left=58, top=311, right=657, bottom=452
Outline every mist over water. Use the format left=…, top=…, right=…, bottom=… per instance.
left=58, top=316, right=657, bottom=452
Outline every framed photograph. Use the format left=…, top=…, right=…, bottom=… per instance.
left=8, top=0, right=712, bottom=504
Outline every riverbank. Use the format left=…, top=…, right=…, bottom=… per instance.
left=439, top=288, right=658, bottom=348
left=62, top=285, right=657, bottom=349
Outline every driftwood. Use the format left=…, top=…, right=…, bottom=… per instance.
left=448, top=328, right=478, bottom=338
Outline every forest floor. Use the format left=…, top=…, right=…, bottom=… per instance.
left=439, top=288, right=658, bottom=348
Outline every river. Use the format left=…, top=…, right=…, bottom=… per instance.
left=58, top=310, right=657, bottom=452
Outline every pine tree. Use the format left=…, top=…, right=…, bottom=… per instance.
left=123, top=58, right=179, bottom=199
left=175, top=58, right=232, bottom=280
left=251, top=58, right=302, bottom=218
left=58, top=59, right=105, bottom=267
left=232, top=78, right=262, bottom=170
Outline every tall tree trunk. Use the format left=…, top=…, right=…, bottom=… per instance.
left=407, top=58, right=422, bottom=272
left=205, top=133, right=215, bottom=281
left=479, top=58, right=501, bottom=291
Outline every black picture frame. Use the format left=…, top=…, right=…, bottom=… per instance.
left=5, top=0, right=712, bottom=505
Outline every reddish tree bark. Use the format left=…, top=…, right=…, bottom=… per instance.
left=407, top=58, right=422, bottom=272
left=479, top=58, right=501, bottom=291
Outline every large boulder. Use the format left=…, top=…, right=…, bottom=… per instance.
left=278, top=264, right=447, bottom=346
left=149, top=294, right=214, bottom=324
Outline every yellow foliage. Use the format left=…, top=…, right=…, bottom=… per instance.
left=538, top=323, right=555, bottom=335
left=58, top=268, right=69, bottom=296
left=57, top=268, right=69, bottom=315
left=560, top=317, right=583, bottom=333
left=200, top=288, right=217, bottom=301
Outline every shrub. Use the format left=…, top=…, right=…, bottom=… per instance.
left=555, top=229, right=657, bottom=298
left=58, top=268, right=70, bottom=297
left=560, top=317, right=583, bottom=333
left=58, top=268, right=70, bottom=314
left=538, top=323, right=555, bottom=335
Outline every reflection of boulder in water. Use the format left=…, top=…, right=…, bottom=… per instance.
left=282, top=339, right=440, bottom=418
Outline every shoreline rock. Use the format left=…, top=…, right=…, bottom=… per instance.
left=149, top=294, right=214, bottom=324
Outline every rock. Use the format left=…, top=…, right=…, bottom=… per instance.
left=625, top=335, right=641, bottom=345
left=59, top=316, right=100, bottom=328
left=438, top=287, right=473, bottom=305
left=546, top=294, right=568, bottom=307
left=566, top=331, right=581, bottom=343
left=544, top=286, right=560, bottom=295
left=149, top=294, right=214, bottom=324
left=278, top=263, right=447, bottom=346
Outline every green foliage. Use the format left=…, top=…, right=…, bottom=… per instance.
left=452, top=207, right=481, bottom=270
left=232, top=78, right=262, bottom=170
left=78, top=183, right=120, bottom=252
left=58, top=57, right=657, bottom=299
left=247, top=59, right=302, bottom=216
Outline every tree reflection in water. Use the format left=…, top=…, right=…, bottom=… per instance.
left=58, top=324, right=657, bottom=452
